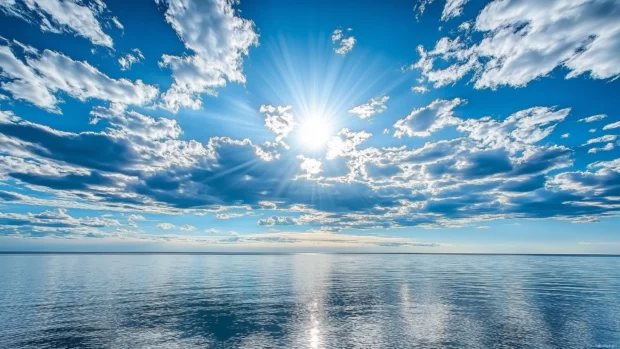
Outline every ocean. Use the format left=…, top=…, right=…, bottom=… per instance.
left=0, top=253, right=619, bottom=348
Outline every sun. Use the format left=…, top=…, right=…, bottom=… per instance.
left=298, top=117, right=332, bottom=149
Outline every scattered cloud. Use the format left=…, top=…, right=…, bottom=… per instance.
left=393, top=98, right=463, bottom=138
left=442, top=0, right=470, bottom=21
left=156, top=222, right=175, bottom=230
left=260, top=105, right=296, bottom=145
left=111, top=16, right=123, bottom=30
left=413, top=0, right=620, bottom=89
left=156, top=0, right=259, bottom=112
left=118, top=48, right=144, bottom=71
left=180, top=224, right=196, bottom=231
left=585, top=135, right=618, bottom=146
left=412, top=85, right=429, bottom=94
left=332, top=28, right=356, bottom=55
left=0, top=0, right=114, bottom=47
left=588, top=143, right=614, bottom=154
left=348, top=95, right=389, bottom=119
left=0, top=45, right=158, bottom=113
left=603, top=121, right=620, bottom=130
left=414, top=0, right=470, bottom=21
left=579, top=114, right=607, bottom=123
left=0, top=0, right=619, bottom=246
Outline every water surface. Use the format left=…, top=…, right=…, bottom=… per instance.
left=1, top=254, right=619, bottom=348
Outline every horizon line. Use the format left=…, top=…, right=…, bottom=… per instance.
left=1, top=251, right=619, bottom=257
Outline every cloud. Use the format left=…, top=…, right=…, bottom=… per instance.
left=257, top=215, right=297, bottom=226
left=442, top=0, right=469, bottom=21
left=603, top=121, right=620, bottom=130
left=458, top=106, right=570, bottom=152
left=588, top=143, right=614, bottom=154
left=156, top=222, right=175, bottom=230
left=412, top=85, right=429, bottom=94
left=259, top=105, right=296, bottom=145
left=180, top=224, right=196, bottom=231
left=111, top=16, right=123, bottom=30
left=0, top=45, right=158, bottom=113
left=215, top=213, right=246, bottom=220
left=156, top=0, right=259, bottom=112
left=579, top=114, right=607, bottom=123
left=561, top=133, right=570, bottom=138
left=127, top=214, right=145, bottom=228
left=118, top=49, right=144, bottom=71
left=393, top=98, right=463, bottom=138
left=296, top=155, right=323, bottom=179
left=0, top=208, right=121, bottom=238
left=413, top=0, right=470, bottom=21
left=348, top=95, right=389, bottom=119
left=584, top=135, right=617, bottom=145
left=326, top=128, right=372, bottom=160
left=1, top=95, right=619, bottom=235
left=0, top=0, right=114, bottom=47
left=332, top=28, right=356, bottom=55
left=413, top=0, right=620, bottom=89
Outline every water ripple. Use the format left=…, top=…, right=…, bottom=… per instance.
left=0, top=254, right=619, bottom=348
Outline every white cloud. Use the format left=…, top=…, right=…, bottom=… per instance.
left=413, top=0, right=620, bottom=89
left=348, top=95, right=389, bottom=119
left=118, top=48, right=144, bottom=71
left=180, top=224, right=196, bottom=231
left=413, top=0, right=470, bottom=21
left=579, top=114, right=607, bottom=123
left=156, top=222, right=175, bottom=230
left=12, top=39, right=37, bottom=54
left=585, top=135, right=618, bottom=145
left=0, top=45, right=58, bottom=111
left=326, top=128, right=372, bottom=159
left=0, top=208, right=122, bottom=238
left=297, top=155, right=322, bottom=178
left=89, top=104, right=182, bottom=141
left=412, top=85, right=429, bottom=94
left=589, top=129, right=597, bottom=133
left=442, top=0, right=469, bottom=21
left=215, top=213, right=246, bottom=220
left=459, top=106, right=570, bottom=152
left=588, top=143, right=614, bottom=154
left=0, top=0, right=114, bottom=47
left=259, top=105, right=295, bottom=145
left=111, top=16, right=123, bottom=30
left=393, top=98, right=463, bottom=138
left=0, top=45, right=158, bottom=113
left=331, top=28, right=344, bottom=42
left=156, top=0, right=259, bottom=112
left=603, top=121, right=620, bottom=130
left=332, top=28, right=355, bottom=55
left=257, top=215, right=297, bottom=226
left=127, top=214, right=145, bottom=228
left=561, top=133, right=570, bottom=138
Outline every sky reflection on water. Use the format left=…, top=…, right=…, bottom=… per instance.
left=1, top=254, right=619, bottom=348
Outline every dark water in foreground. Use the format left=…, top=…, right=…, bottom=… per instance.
left=0, top=254, right=619, bottom=349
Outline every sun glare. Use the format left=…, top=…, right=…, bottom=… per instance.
left=299, top=117, right=332, bottom=149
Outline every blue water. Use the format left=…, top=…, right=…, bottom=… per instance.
left=0, top=254, right=619, bottom=348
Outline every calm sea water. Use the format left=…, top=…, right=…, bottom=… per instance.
left=0, top=254, right=619, bottom=349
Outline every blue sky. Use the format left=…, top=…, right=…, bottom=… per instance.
left=0, top=0, right=619, bottom=253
